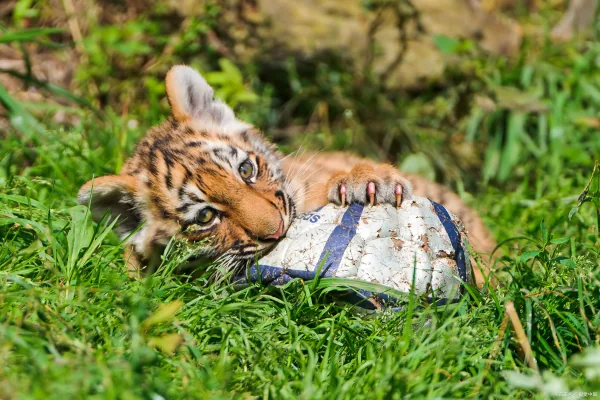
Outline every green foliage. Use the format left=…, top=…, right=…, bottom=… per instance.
left=1, top=144, right=600, bottom=397
left=0, top=25, right=96, bottom=138
left=466, top=43, right=600, bottom=184
left=0, top=27, right=62, bottom=43
left=432, top=34, right=473, bottom=55
left=0, top=82, right=46, bottom=137
left=204, top=59, right=259, bottom=108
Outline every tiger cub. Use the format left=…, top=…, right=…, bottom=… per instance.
left=78, top=65, right=495, bottom=286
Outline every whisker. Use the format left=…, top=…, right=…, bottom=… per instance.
left=289, top=149, right=322, bottom=185
left=290, top=166, right=325, bottom=196
left=283, top=145, right=306, bottom=188
left=279, top=150, right=298, bottom=163
left=284, top=150, right=324, bottom=207
left=282, top=147, right=301, bottom=185
left=289, top=152, right=325, bottom=199
left=288, top=173, right=324, bottom=204
left=283, top=136, right=316, bottom=187
left=231, top=243, right=258, bottom=252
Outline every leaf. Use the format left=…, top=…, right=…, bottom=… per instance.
left=148, top=334, right=183, bottom=354
left=432, top=35, right=459, bottom=54
left=0, top=27, right=63, bottom=43
left=75, top=216, right=119, bottom=271
left=466, top=108, right=485, bottom=142
left=498, top=112, right=525, bottom=182
left=493, top=86, right=547, bottom=113
left=0, top=83, right=46, bottom=137
left=573, top=162, right=598, bottom=212
left=575, top=116, right=600, bottom=128
left=462, top=281, right=484, bottom=306
left=66, top=205, right=95, bottom=281
left=399, top=153, right=436, bottom=181
left=580, top=81, right=600, bottom=106
left=502, top=371, right=541, bottom=390
left=203, top=59, right=258, bottom=107
left=234, top=91, right=259, bottom=103
left=0, top=217, right=46, bottom=235
left=549, top=237, right=570, bottom=245
left=520, top=64, right=534, bottom=87
left=520, top=250, right=541, bottom=263
left=558, top=259, right=577, bottom=269
left=314, top=278, right=408, bottom=300
left=540, top=219, right=548, bottom=244
left=219, top=58, right=243, bottom=82
left=0, top=69, right=100, bottom=115
left=571, top=347, right=600, bottom=380
left=0, top=194, right=49, bottom=212
left=483, top=132, right=502, bottom=183
left=142, top=300, right=184, bottom=328
left=568, top=206, right=579, bottom=220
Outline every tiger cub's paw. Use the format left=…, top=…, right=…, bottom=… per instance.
left=326, top=163, right=412, bottom=208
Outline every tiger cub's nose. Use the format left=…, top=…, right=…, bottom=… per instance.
left=260, top=219, right=284, bottom=241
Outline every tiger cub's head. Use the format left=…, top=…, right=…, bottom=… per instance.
left=78, top=65, right=295, bottom=268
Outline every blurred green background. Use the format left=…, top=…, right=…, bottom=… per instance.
left=2, top=0, right=600, bottom=242
left=0, top=3, right=596, bottom=169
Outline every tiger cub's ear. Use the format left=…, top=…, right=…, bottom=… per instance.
left=77, top=175, right=145, bottom=239
left=165, top=65, right=248, bottom=131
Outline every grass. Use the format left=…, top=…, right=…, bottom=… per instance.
left=2, top=2, right=600, bottom=399
left=2, top=164, right=600, bottom=399
left=2, top=100, right=600, bottom=400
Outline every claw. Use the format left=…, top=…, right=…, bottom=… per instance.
left=395, top=184, right=402, bottom=208
left=340, top=184, right=347, bottom=207
left=367, top=182, right=376, bottom=206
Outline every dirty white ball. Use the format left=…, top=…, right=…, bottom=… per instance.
left=240, top=197, right=473, bottom=310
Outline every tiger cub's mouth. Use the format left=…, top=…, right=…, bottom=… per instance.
left=255, top=215, right=289, bottom=253
left=242, top=193, right=296, bottom=260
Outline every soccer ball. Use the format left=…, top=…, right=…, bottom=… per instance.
left=238, top=197, right=473, bottom=310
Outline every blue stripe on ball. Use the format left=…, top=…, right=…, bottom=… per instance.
left=315, top=202, right=364, bottom=277
left=237, top=200, right=469, bottom=310
left=237, top=203, right=364, bottom=284
left=430, top=200, right=468, bottom=288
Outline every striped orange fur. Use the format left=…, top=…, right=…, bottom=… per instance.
left=79, top=65, right=495, bottom=285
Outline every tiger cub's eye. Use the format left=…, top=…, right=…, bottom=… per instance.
left=196, top=208, right=216, bottom=224
left=239, top=160, right=254, bottom=180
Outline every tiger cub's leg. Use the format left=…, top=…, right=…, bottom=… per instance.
left=326, top=162, right=412, bottom=208
left=282, top=152, right=411, bottom=213
left=283, top=152, right=495, bottom=289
